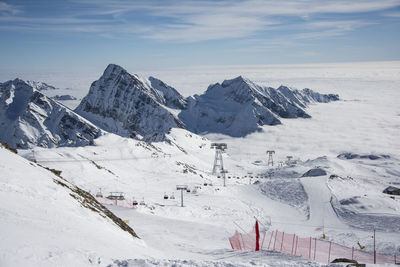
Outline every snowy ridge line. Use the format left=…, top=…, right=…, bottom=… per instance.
left=229, top=222, right=399, bottom=264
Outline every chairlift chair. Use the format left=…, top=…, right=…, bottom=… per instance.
left=164, top=192, right=169, bottom=199
left=170, top=193, right=175, bottom=199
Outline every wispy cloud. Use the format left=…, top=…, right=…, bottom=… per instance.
left=0, top=1, right=21, bottom=15
left=0, top=0, right=399, bottom=42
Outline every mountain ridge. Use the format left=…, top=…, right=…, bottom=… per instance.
left=0, top=64, right=339, bottom=147
left=179, top=75, right=339, bottom=137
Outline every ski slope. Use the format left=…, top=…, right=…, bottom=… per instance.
left=3, top=61, right=400, bottom=266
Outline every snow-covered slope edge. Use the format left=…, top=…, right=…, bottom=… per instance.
left=0, top=79, right=102, bottom=149
left=75, top=64, right=185, bottom=142
left=179, top=76, right=339, bottom=137
left=0, top=144, right=154, bottom=267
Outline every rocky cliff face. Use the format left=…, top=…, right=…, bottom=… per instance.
left=75, top=64, right=185, bottom=141
left=148, top=76, right=187, bottom=109
left=0, top=79, right=102, bottom=149
left=179, top=76, right=339, bottom=137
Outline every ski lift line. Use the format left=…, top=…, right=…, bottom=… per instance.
left=32, top=154, right=178, bottom=163
left=33, top=156, right=215, bottom=179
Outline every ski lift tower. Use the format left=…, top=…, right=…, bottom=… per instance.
left=211, top=143, right=227, bottom=175
left=266, top=150, right=275, bottom=166
left=176, top=185, right=188, bottom=207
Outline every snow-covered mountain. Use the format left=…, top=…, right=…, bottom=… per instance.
left=75, top=64, right=185, bottom=141
left=179, top=76, right=339, bottom=137
left=0, top=79, right=102, bottom=149
left=27, top=80, right=58, bottom=91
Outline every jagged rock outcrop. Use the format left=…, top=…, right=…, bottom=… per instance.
left=75, top=64, right=185, bottom=141
left=0, top=79, right=102, bottom=149
left=179, top=76, right=339, bottom=137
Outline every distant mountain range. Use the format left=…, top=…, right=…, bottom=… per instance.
left=0, top=64, right=339, bottom=148
left=180, top=76, right=338, bottom=136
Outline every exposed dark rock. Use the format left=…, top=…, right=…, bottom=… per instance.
left=302, top=168, right=327, bottom=177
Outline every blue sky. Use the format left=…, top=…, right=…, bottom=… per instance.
left=1, top=0, right=400, bottom=71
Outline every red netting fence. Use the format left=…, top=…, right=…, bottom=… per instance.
left=229, top=222, right=398, bottom=264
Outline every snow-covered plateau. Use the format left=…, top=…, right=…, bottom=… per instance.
left=1, top=61, right=400, bottom=266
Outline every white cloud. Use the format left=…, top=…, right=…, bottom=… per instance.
left=0, top=1, right=21, bottom=15
left=0, top=0, right=399, bottom=42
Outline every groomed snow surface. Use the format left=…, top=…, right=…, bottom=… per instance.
left=1, top=61, right=400, bottom=266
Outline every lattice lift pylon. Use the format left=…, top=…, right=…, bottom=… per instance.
left=266, top=150, right=275, bottom=166
left=211, top=143, right=227, bottom=175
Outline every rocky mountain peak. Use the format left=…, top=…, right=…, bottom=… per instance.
left=75, top=64, right=185, bottom=142
left=0, top=79, right=102, bottom=149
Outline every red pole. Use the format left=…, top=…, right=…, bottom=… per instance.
left=229, top=238, right=234, bottom=249
left=291, top=234, right=296, bottom=254
left=255, top=221, right=260, bottom=251
left=309, top=237, right=312, bottom=259
left=314, top=238, right=317, bottom=260
left=328, top=241, right=332, bottom=263
left=273, top=230, right=278, bottom=250
left=294, top=236, right=298, bottom=256
left=280, top=232, right=285, bottom=252
left=352, top=247, right=354, bottom=260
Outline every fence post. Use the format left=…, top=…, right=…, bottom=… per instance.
left=229, top=238, right=234, bottom=249
left=328, top=241, right=332, bottom=263
left=309, top=237, right=312, bottom=259
left=294, top=236, right=298, bottom=256
left=352, top=247, right=354, bottom=260
left=291, top=234, right=296, bottom=254
left=280, top=232, right=285, bottom=252
left=260, top=232, right=266, bottom=250
left=314, top=238, right=317, bottom=260
left=273, top=230, right=278, bottom=250
left=267, top=231, right=273, bottom=250
left=240, top=233, right=245, bottom=251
